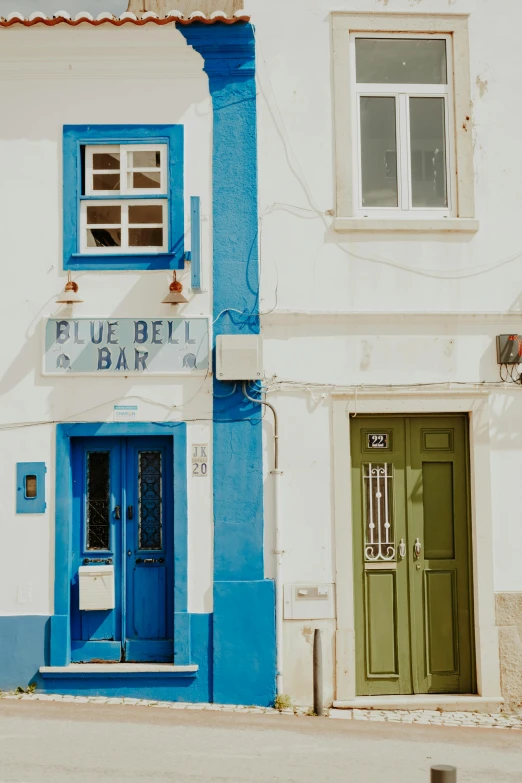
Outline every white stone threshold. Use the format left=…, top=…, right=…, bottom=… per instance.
left=40, top=663, right=198, bottom=675
left=332, top=695, right=504, bottom=714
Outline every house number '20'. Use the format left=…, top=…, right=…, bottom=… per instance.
left=192, top=444, right=208, bottom=477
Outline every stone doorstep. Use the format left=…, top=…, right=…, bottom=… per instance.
left=332, top=695, right=504, bottom=714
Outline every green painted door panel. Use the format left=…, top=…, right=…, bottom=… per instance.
left=351, top=415, right=474, bottom=697
left=351, top=417, right=412, bottom=696
left=365, top=571, right=399, bottom=676
left=409, top=416, right=474, bottom=694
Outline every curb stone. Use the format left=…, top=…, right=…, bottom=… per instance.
left=0, top=691, right=521, bottom=729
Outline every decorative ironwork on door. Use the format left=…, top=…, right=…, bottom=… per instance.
left=86, top=451, right=110, bottom=550
left=138, top=451, right=163, bottom=550
left=363, top=463, right=395, bottom=561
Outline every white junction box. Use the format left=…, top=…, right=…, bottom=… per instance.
left=216, top=334, right=263, bottom=381
left=283, top=583, right=336, bottom=620
left=79, top=565, right=115, bottom=611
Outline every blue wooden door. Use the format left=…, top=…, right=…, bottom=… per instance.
left=71, top=438, right=123, bottom=662
left=124, top=438, right=174, bottom=662
left=71, top=436, right=173, bottom=663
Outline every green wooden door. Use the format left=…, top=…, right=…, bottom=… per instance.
left=351, top=415, right=474, bottom=696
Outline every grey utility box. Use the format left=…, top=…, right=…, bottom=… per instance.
left=216, top=334, right=263, bottom=381
left=496, top=334, right=521, bottom=364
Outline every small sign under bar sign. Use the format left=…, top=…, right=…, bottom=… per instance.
left=114, top=405, right=138, bottom=421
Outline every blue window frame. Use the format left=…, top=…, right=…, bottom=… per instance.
left=63, top=125, right=184, bottom=271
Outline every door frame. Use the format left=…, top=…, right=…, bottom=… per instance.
left=50, top=422, right=189, bottom=668
left=332, top=391, right=502, bottom=702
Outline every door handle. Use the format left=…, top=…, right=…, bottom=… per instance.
left=114, top=505, right=121, bottom=520
left=127, top=505, right=133, bottom=520
left=136, top=557, right=165, bottom=564
left=399, top=539, right=406, bottom=559
left=414, top=538, right=422, bottom=559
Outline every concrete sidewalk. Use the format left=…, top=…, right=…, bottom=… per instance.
left=0, top=700, right=521, bottom=782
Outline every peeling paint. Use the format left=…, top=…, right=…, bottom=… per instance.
left=360, top=340, right=373, bottom=371
left=476, top=75, right=489, bottom=98
left=301, top=626, right=313, bottom=645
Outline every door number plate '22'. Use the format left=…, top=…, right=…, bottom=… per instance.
left=367, top=433, right=388, bottom=449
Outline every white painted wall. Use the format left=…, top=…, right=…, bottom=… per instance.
left=2, top=0, right=522, bottom=706
left=248, top=0, right=522, bottom=702
left=0, top=24, right=214, bottom=615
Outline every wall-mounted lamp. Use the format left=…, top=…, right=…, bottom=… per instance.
left=56, top=271, right=83, bottom=305
left=162, top=271, right=188, bottom=305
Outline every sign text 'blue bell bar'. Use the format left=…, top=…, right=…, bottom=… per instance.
left=44, top=318, right=209, bottom=375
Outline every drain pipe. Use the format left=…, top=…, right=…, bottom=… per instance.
left=242, top=381, right=283, bottom=695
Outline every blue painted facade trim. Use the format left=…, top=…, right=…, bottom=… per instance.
left=16, top=462, right=46, bottom=514
left=52, top=422, right=190, bottom=668
left=63, top=124, right=184, bottom=271
left=0, top=614, right=212, bottom=702
left=190, top=196, right=202, bottom=290
left=0, top=616, right=50, bottom=690
left=181, top=23, right=276, bottom=706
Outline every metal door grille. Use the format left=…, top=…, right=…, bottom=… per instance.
left=363, top=462, right=395, bottom=561
left=138, top=450, right=163, bottom=550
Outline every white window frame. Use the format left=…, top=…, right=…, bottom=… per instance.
left=80, top=199, right=168, bottom=254
left=351, top=33, right=455, bottom=220
left=332, top=12, right=478, bottom=233
left=85, top=143, right=168, bottom=196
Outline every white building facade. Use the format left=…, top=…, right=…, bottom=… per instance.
left=0, top=0, right=521, bottom=711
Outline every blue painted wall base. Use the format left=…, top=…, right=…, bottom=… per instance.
left=213, top=580, right=276, bottom=707
left=0, top=616, right=50, bottom=690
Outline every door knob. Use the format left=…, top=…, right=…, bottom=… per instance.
left=114, top=505, right=121, bottom=520
left=414, top=538, right=422, bottom=559
left=399, top=538, right=406, bottom=559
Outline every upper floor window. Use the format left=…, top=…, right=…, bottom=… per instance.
left=63, top=126, right=184, bottom=270
left=351, top=35, right=453, bottom=219
left=332, top=13, right=477, bottom=232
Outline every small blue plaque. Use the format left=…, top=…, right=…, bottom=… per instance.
left=16, top=462, right=46, bottom=514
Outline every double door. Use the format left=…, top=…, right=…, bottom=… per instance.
left=71, top=436, right=173, bottom=662
left=351, top=416, right=474, bottom=695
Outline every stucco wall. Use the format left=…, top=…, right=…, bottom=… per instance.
left=249, top=0, right=522, bottom=705
left=0, top=24, right=214, bottom=617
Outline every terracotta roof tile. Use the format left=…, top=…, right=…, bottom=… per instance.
left=0, top=9, right=249, bottom=26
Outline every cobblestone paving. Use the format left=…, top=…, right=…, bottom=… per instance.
left=1, top=691, right=521, bottom=729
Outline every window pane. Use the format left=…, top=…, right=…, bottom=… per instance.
left=86, top=205, right=121, bottom=225
left=131, top=172, right=161, bottom=189
left=129, top=228, right=163, bottom=247
left=356, top=38, right=447, bottom=84
left=93, top=152, right=120, bottom=170
left=129, top=151, right=161, bottom=169
left=86, top=451, right=110, bottom=551
left=25, top=475, right=37, bottom=498
left=87, top=229, right=121, bottom=248
left=360, top=96, right=398, bottom=208
left=138, top=451, right=163, bottom=551
left=93, top=173, right=120, bottom=191
left=409, top=97, right=447, bottom=208
left=129, top=205, right=163, bottom=224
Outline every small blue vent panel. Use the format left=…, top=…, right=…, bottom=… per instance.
left=16, top=462, right=46, bottom=514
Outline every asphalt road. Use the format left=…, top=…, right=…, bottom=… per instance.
left=0, top=700, right=520, bottom=782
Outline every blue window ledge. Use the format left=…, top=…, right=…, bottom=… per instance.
left=63, top=125, right=184, bottom=271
